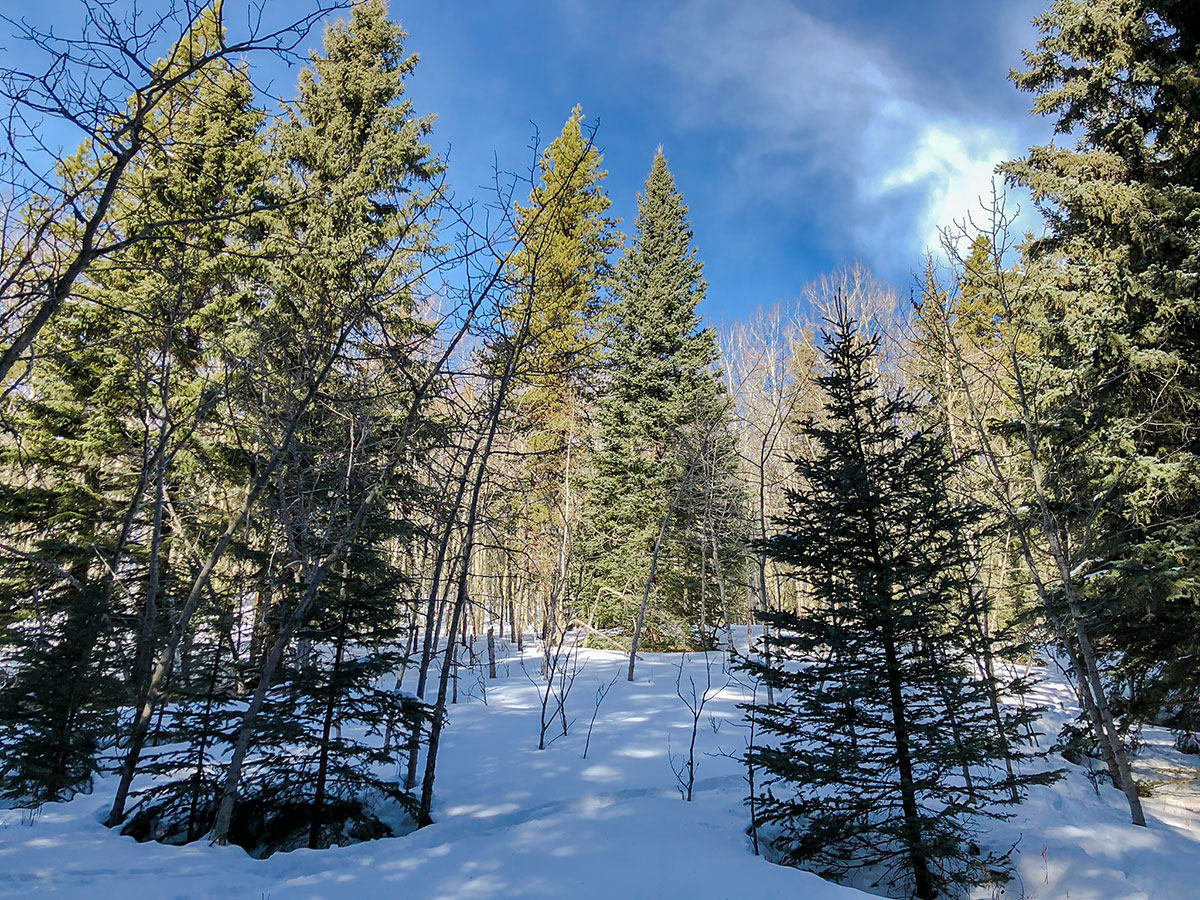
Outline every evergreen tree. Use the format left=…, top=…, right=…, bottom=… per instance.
left=191, top=418, right=428, bottom=855
left=198, top=0, right=442, bottom=850
left=508, top=104, right=621, bottom=427
left=1001, top=0, right=1200, bottom=730
left=665, top=401, right=748, bottom=648
left=0, top=5, right=270, bottom=805
left=502, top=106, right=621, bottom=633
left=743, top=305, right=1050, bottom=899
left=586, top=148, right=724, bottom=631
left=100, top=0, right=443, bottom=849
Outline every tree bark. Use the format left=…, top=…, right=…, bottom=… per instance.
left=883, top=632, right=934, bottom=900
left=309, top=603, right=348, bottom=849
left=628, top=451, right=702, bottom=681
left=709, top=531, right=736, bottom=657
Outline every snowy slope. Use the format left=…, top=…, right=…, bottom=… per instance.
left=983, top=666, right=1200, bottom=900
left=2, top=637, right=1199, bottom=899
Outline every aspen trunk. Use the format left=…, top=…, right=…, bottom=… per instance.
left=710, top=531, right=736, bottom=657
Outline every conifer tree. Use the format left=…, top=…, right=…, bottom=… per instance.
left=1001, top=0, right=1200, bottom=737
left=200, top=0, right=442, bottom=849
left=503, top=106, right=620, bottom=640
left=508, top=105, right=620, bottom=422
left=0, top=4, right=269, bottom=806
left=94, top=0, right=444, bottom=844
left=587, top=148, right=723, bottom=630
left=743, top=305, right=1050, bottom=899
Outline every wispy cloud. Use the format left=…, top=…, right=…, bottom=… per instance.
left=651, top=0, right=1030, bottom=264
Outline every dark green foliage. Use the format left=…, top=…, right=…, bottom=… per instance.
left=0, top=324, right=135, bottom=804
left=0, top=582, right=120, bottom=805
left=0, top=6, right=271, bottom=805
left=1002, top=0, right=1200, bottom=730
left=585, top=148, right=729, bottom=628
left=742, top=307, right=1053, bottom=899
left=0, top=1, right=442, bottom=850
left=122, top=478, right=432, bottom=855
left=240, top=430, right=432, bottom=853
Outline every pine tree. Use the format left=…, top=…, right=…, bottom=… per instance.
left=508, top=104, right=621, bottom=422
left=743, top=305, right=1050, bottom=899
left=586, top=148, right=724, bottom=631
left=502, top=105, right=621, bottom=640
left=1001, top=0, right=1200, bottom=733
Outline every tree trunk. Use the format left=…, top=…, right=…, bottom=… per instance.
left=628, top=451, right=702, bottom=681
left=883, top=632, right=934, bottom=900
left=309, top=607, right=348, bottom=849
left=417, top=292, right=530, bottom=826
left=710, top=532, right=736, bottom=657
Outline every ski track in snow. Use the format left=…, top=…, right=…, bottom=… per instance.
left=2, top=634, right=1199, bottom=899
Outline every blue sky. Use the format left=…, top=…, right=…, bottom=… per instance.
left=391, top=0, right=1055, bottom=321
left=3, top=0, right=1054, bottom=322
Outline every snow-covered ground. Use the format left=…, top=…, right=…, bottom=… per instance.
left=988, top=664, right=1200, bottom=900
left=2, top=634, right=1199, bottom=899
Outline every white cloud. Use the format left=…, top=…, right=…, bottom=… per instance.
left=870, top=119, right=1013, bottom=254
left=652, top=0, right=1029, bottom=262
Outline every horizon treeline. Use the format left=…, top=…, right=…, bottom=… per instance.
left=0, top=0, right=1195, bottom=894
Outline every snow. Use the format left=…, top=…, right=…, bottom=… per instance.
left=3, top=634, right=1200, bottom=899
left=983, top=665, right=1200, bottom=899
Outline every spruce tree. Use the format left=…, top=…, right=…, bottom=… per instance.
left=0, top=5, right=269, bottom=806
left=586, top=148, right=724, bottom=631
left=195, top=423, right=428, bottom=855
left=743, top=305, right=1050, bottom=899
left=1001, top=0, right=1200, bottom=732
left=199, top=0, right=442, bottom=850
left=103, top=0, right=442, bottom=848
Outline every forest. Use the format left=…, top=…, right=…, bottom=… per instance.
left=0, top=1, right=1197, bottom=898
